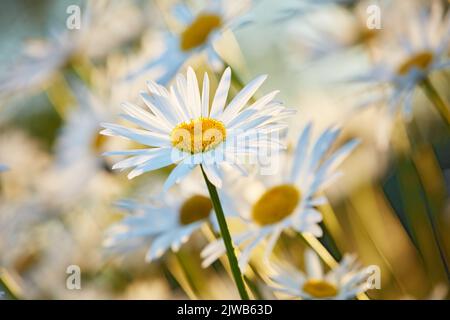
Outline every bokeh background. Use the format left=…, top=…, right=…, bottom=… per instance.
left=0, top=0, right=449, bottom=299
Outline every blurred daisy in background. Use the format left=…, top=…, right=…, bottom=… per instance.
left=0, top=0, right=144, bottom=100
left=126, top=0, right=256, bottom=84
left=282, top=0, right=391, bottom=63
left=352, top=0, right=450, bottom=119
left=0, top=131, right=56, bottom=288
left=268, top=249, right=370, bottom=300
left=102, top=67, right=290, bottom=190
left=273, top=0, right=361, bottom=23
left=402, top=284, right=448, bottom=300
left=43, top=56, right=140, bottom=208
left=201, top=124, right=359, bottom=269
left=104, top=170, right=235, bottom=262
left=0, top=131, right=51, bottom=201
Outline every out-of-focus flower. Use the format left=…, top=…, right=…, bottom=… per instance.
left=102, top=67, right=290, bottom=190
left=402, top=284, right=448, bottom=300
left=0, top=131, right=51, bottom=200
left=201, top=124, right=359, bottom=269
left=126, top=0, right=255, bottom=84
left=0, top=0, right=144, bottom=99
left=103, top=171, right=232, bottom=262
left=352, top=0, right=450, bottom=118
left=274, top=0, right=360, bottom=22
left=42, top=54, right=142, bottom=209
left=283, top=0, right=390, bottom=62
left=268, top=249, right=370, bottom=300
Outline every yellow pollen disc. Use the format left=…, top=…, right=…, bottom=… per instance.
left=397, top=51, right=434, bottom=75
left=180, top=13, right=222, bottom=51
left=302, top=279, right=338, bottom=298
left=179, top=195, right=213, bottom=225
left=92, top=131, right=108, bottom=153
left=251, top=184, right=301, bottom=226
left=357, top=27, right=378, bottom=44
left=171, top=117, right=226, bottom=154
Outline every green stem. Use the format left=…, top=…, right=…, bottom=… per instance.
left=420, top=78, right=450, bottom=126
left=423, top=200, right=450, bottom=282
left=0, top=273, right=18, bottom=300
left=318, top=222, right=343, bottom=262
left=200, top=165, right=250, bottom=300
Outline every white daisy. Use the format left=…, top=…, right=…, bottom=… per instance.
left=269, top=249, right=370, bottom=300
left=353, top=0, right=450, bottom=118
left=102, top=67, right=291, bottom=190
left=43, top=81, right=119, bottom=208
left=45, top=56, right=145, bottom=207
left=126, top=0, right=255, bottom=84
left=283, top=0, right=390, bottom=62
left=103, top=170, right=235, bottom=262
left=201, top=123, right=359, bottom=269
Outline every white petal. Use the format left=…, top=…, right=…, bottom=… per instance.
left=146, top=231, right=177, bottom=262
left=201, top=72, right=210, bottom=117
left=305, top=249, right=324, bottom=279
left=101, top=123, right=170, bottom=147
left=112, top=148, right=170, bottom=170
left=220, top=74, right=267, bottom=124
left=238, top=232, right=266, bottom=270
left=210, top=67, right=231, bottom=118
left=127, top=149, right=177, bottom=179
left=201, top=240, right=226, bottom=268
left=290, top=123, right=312, bottom=182
left=147, top=79, right=170, bottom=97
left=308, top=127, right=340, bottom=172
left=121, top=102, right=171, bottom=133
left=187, top=67, right=202, bottom=118
left=140, top=92, right=179, bottom=126
left=163, top=157, right=195, bottom=191
left=202, top=164, right=223, bottom=188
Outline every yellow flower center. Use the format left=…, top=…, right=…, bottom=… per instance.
left=251, top=184, right=301, bottom=226
left=92, top=131, right=108, bottom=153
left=302, top=279, right=338, bottom=298
left=179, top=195, right=213, bottom=225
left=180, top=13, right=222, bottom=51
left=171, top=117, right=226, bottom=154
left=397, top=51, right=434, bottom=75
left=357, top=27, right=378, bottom=45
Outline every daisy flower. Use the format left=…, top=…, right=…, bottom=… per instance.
left=102, top=67, right=291, bottom=190
left=126, top=0, right=255, bottom=84
left=353, top=0, right=450, bottom=118
left=201, top=124, right=359, bottom=269
left=103, top=170, right=235, bottom=262
left=44, top=53, right=155, bottom=208
left=43, top=81, right=120, bottom=207
left=269, top=249, right=370, bottom=300
left=283, top=0, right=390, bottom=62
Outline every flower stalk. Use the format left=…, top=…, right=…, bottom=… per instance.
left=420, top=78, right=450, bottom=126
left=200, top=165, right=250, bottom=300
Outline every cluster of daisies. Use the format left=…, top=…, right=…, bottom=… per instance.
left=95, top=0, right=450, bottom=300
left=1, top=0, right=449, bottom=300
left=101, top=64, right=371, bottom=299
